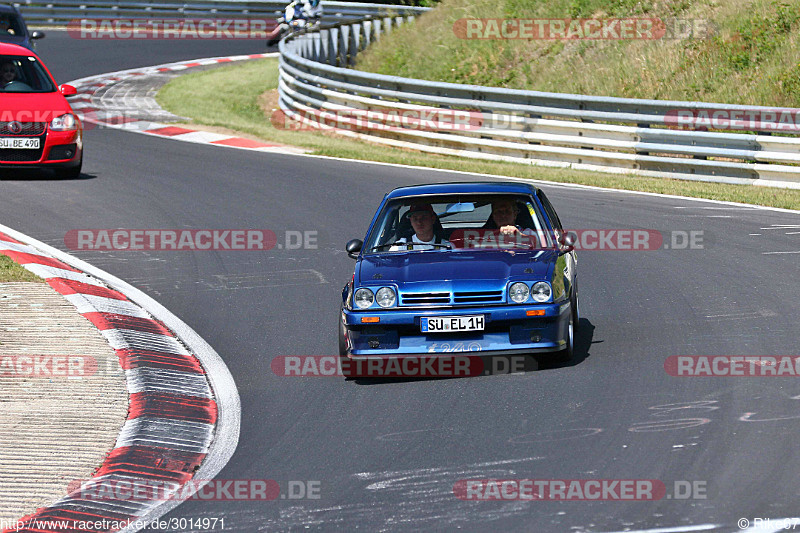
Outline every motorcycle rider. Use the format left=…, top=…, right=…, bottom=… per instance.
left=296, top=0, right=322, bottom=21
left=267, top=0, right=322, bottom=45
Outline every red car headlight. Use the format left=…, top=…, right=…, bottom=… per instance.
left=50, top=113, right=77, bottom=131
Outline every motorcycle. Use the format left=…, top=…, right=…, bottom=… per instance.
left=266, top=0, right=322, bottom=47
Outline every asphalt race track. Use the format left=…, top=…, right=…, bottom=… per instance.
left=2, top=31, right=800, bottom=532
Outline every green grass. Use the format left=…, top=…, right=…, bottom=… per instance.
left=356, top=0, right=800, bottom=106
left=0, top=254, right=42, bottom=282
left=156, top=58, right=800, bottom=210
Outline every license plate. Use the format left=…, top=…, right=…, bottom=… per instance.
left=421, top=315, right=484, bottom=333
left=0, top=138, right=39, bottom=149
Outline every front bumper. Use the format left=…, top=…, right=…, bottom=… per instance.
left=342, top=301, right=571, bottom=356
left=0, top=130, right=82, bottom=168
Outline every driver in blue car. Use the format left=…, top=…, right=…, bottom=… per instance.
left=490, top=198, right=534, bottom=236
left=390, top=203, right=451, bottom=251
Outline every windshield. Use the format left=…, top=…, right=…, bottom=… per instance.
left=0, top=14, right=24, bottom=37
left=0, top=55, right=56, bottom=93
left=363, top=193, right=556, bottom=253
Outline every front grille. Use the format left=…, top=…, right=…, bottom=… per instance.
left=400, top=290, right=506, bottom=306
left=0, top=133, right=46, bottom=162
left=400, top=292, right=451, bottom=306
left=0, top=122, right=46, bottom=135
left=454, top=290, right=504, bottom=304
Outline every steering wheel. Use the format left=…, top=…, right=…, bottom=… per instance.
left=2, top=80, right=32, bottom=92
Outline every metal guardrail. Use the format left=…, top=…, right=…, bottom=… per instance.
left=278, top=11, right=800, bottom=188
left=13, top=0, right=420, bottom=26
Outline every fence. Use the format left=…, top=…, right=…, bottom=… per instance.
left=278, top=13, right=800, bottom=188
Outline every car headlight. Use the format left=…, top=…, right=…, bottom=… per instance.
left=50, top=113, right=77, bottom=131
left=354, top=288, right=374, bottom=309
left=509, top=282, right=530, bottom=304
left=531, top=282, right=552, bottom=303
left=375, top=287, right=396, bottom=308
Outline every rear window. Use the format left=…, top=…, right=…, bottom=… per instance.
left=0, top=55, right=56, bottom=93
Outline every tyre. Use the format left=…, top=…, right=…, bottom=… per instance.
left=556, top=311, right=574, bottom=363
left=571, top=281, right=580, bottom=332
left=338, top=317, right=349, bottom=357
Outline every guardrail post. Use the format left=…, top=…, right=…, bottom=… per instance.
left=327, top=27, right=339, bottom=66
left=338, top=24, right=350, bottom=67
left=348, top=22, right=361, bottom=67
left=382, top=16, right=393, bottom=35
left=361, top=19, right=372, bottom=49
left=313, top=31, right=322, bottom=62
left=318, top=29, right=329, bottom=64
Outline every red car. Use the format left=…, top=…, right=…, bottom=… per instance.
left=0, top=42, right=82, bottom=178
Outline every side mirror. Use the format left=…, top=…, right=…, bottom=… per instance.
left=346, top=239, right=362, bottom=259
left=558, top=231, right=577, bottom=255
left=60, top=84, right=77, bottom=97
left=31, top=31, right=45, bottom=40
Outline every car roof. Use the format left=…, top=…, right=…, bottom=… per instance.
left=0, top=5, right=17, bottom=14
left=0, top=42, right=34, bottom=55
left=385, top=181, right=539, bottom=200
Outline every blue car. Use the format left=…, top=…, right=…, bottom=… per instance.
left=339, top=181, right=579, bottom=364
left=0, top=5, right=45, bottom=52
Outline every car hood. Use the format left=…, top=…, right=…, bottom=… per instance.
left=357, top=250, right=556, bottom=287
left=0, top=91, right=70, bottom=121
left=0, top=35, right=29, bottom=48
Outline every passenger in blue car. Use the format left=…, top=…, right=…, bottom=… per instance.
left=389, top=203, right=451, bottom=251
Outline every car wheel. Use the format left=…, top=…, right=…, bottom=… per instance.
left=557, top=311, right=574, bottom=363
left=338, top=317, right=349, bottom=357
left=571, top=282, right=580, bottom=332
left=55, top=158, right=82, bottom=179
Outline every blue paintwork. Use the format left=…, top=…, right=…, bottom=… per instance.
left=0, top=6, right=39, bottom=52
left=341, top=182, right=576, bottom=358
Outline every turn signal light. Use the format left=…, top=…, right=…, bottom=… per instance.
left=526, top=310, right=545, bottom=316
left=361, top=317, right=380, bottom=323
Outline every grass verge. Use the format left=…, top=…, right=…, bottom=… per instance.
left=356, top=0, right=800, bottom=107
left=0, top=255, right=43, bottom=282
left=156, top=58, right=800, bottom=210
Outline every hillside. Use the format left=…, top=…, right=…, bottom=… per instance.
left=355, top=0, right=800, bottom=106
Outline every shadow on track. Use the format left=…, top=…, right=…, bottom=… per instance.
left=349, top=318, right=596, bottom=385
left=536, top=317, right=597, bottom=371
left=0, top=169, right=96, bottom=181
